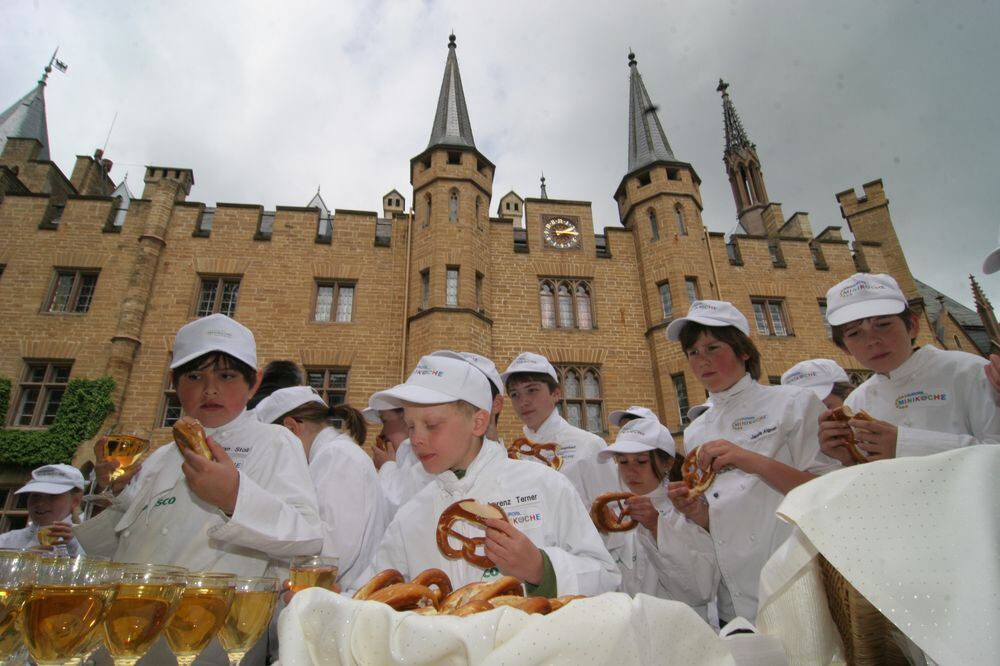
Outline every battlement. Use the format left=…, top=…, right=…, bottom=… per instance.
left=836, top=178, right=887, bottom=216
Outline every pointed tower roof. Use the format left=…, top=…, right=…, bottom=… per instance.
left=540, top=172, right=548, bottom=199
left=307, top=190, right=331, bottom=218
left=0, top=79, right=50, bottom=161
left=427, top=34, right=476, bottom=150
left=626, top=51, right=675, bottom=174
left=970, top=275, right=1000, bottom=354
left=718, top=79, right=753, bottom=154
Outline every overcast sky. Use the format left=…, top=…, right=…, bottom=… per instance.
left=3, top=0, right=999, bottom=312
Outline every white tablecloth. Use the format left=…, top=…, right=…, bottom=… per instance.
left=758, top=445, right=1000, bottom=666
left=277, top=591, right=741, bottom=665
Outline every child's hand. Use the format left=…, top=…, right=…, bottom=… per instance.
left=94, top=437, right=143, bottom=494
left=849, top=418, right=898, bottom=460
left=986, top=354, right=1000, bottom=395
left=180, top=435, right=240, bottom=514
left=44, top=521, right=75, bottom=545
left=626, top=495, right=658, bottom=536
left=818, top=410, right=859, bottom=465
left=667, top=481, right=710, bottom=531
left=484, top=518, right=544, bottom=586
left=371, top=436, right=397, bottom=470
left=696, top=439, right=751, bottom=474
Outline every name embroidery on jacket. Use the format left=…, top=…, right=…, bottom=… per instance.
left=895, top=390, right=948, bottom=409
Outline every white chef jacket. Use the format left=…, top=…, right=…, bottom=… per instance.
left=845, top=345, right=1000, bottom=457
left=308, top=427, right=388, bottom=593
left=377, top=438, right=433, bottom=518
left=0, top=518, right=84, bottom=556
left=522, top=409, right=608, bottom=469
left=75, top=409, right=323, bottom=578
left=374, top=438, right=621, bottom=596
left=671, top=374, right=836, bottom=622
left=607, top=486, right=719, bottom=623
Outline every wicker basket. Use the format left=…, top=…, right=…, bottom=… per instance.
left=818, top=555, right=911, bottom=665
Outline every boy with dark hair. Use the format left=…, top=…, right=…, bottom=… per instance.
left=247, top=359, right=305, bottom=409
left=819, top=273, right=1000, bottom=464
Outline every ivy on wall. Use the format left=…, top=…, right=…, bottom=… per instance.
left=0, top=377, right=115, bottom=467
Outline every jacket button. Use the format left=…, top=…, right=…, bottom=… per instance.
left=161, top=528, right=169, bottom=535
left=123, top=530, right=130, bottom=538
left=713, top=492, right=719, bottom=498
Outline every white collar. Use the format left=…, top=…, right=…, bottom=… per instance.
left=877, top=345, right=934, bottom=381
left=707, top=373, right=757, bottom=406
left=436, top=438, right=504, bottom=495
left=523, top=408, right=564, bottom=440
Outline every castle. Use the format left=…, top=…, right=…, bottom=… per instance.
left=0, top=36, right=987, bottom=528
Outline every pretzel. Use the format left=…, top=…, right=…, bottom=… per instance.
left=353, top=569, right=405, bottom=600
left=489, top=595, right=552, bottom=615
left=549, top=595, right=586, bottom=611
left=590, top=491, right=637, bottom=532
left=374, top=434, right=390, bottom=452
left=410, top=568, right=452, bottom=606
left=439, top=576, right=524, bottom=612
left=366, top=583, right=439, bottom=611
left=172, top=416, right=212, bottom=460
left=446, top=600, right=494, bottom=617
left=436, top=499, right=509, bottom=569
left=681, top=448, right=717, bottom=497
left=829, top=406, right=873, bottom=464
left=507, top=437, right=563, bottom=470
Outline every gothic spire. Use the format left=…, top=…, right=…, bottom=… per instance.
left=540, top=172, right=548, bottom=199
left=427, top=33, right=476, bottom=150
left=718, top=79, right=753, bottom=154
left=0, top=78, right=50, bottom=161
left=626, top=51, right=675, bottom=174
left=970, top=275, right=1000, bottom=354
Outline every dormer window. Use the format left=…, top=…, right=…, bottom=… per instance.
left=447, top=151, right=462, bottom=165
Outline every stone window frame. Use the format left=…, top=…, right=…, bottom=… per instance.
left=817, top=298, right=833, bottom=339
left=751, top=297, right=792, bottom=337
left=657, top=280, right=673, bottom=321
left=538, top=277, right=595, bottom=330
left=672, top=372, right=690, bottom=427
left=553, top=363, right=606, bottom=435
left=159, top=368, right=182, bottom=428
left=195, top=275, right=242, bottom=318
left=43, top=268, right=100, bottom=314
left=9, top=360, right=73, bottom=428
left=0, top=487, right=30, bottom=533
left=674, top=204, right=687, bottom=236
left=306, top=367, right=349, bottom=408
left=684, top=276, right=701, bottom=305
left=648, top=208, right=660, bottom=241
left=445, top=267, right=460, bottom=307
left=313, top=280, right=356, bottom=323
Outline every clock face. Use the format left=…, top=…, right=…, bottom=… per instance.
left=543, top=218, right=581, bottom=249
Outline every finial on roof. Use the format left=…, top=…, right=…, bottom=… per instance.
left=449, top=33, right=456, bottom=48
left=540, top=172, right=548, bottom=199
left=628, top=50, right=636, bottom=66
left=717, top=78, right=729, bottom=94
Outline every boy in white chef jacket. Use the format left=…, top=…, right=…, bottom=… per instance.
left=371, top=353, right=620, bottom=597
left=663, top=301, right=836, bottom=624
left=501, top=352, right=615, bottom=500
left=77, top=315, right=323, bottom=664
left=818, top=273, right=1000, bottom=464
left=370, top=350, right=507, bottom=517
left=0, top=464, right=86, bottom=556
left=254, top=386, right=388, bottom=594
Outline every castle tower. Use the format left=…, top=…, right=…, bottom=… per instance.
left=613, top=52, right=713, bottom=431
left=718, top=80, right=776, bottom=236
left=0, top=73, right=50, bottom=162
left=407, top=34, right=495, bottom=366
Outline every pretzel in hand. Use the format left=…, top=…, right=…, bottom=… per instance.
left=436, top=499, right=509, bottom=569
left=829, top=406, right=873, bottom=464
left=590, top=491, right=637, bottom=532
left=507, top=437, right=563, bottom=470
left=172, top=416, right=213, bottom=460
left=681, top=448, right=717, bottom=497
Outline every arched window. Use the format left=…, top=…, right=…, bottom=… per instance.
left=539, top=283, right=555, bottom=328
left=554, top=364, right=605, bottom=433
left=449, top=190, right=459, bottom=223
left=674, top=204, right=686, bottom=235
left=475, top=196, right=482, bottom=228
left=575, top=284, right=592, bottom=329
left=648, top=209, right=659, bottom=241
left=424, top=194, right=432, bottom=227
left=538, top=278, right=596, bottom=329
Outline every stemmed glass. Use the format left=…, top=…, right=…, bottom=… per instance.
left=19, top=556, right=120, bottom=666
left=217, top=577, right=279, bottom=666
left=102, top=563, right=188, bottom=666
left=84, top=432, right=150, bottom=508
left=0, top=549, right=37, bottom=666
left=163, top=572, right=235, bottom=666
left=288, top=556, right=339, bottom=593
